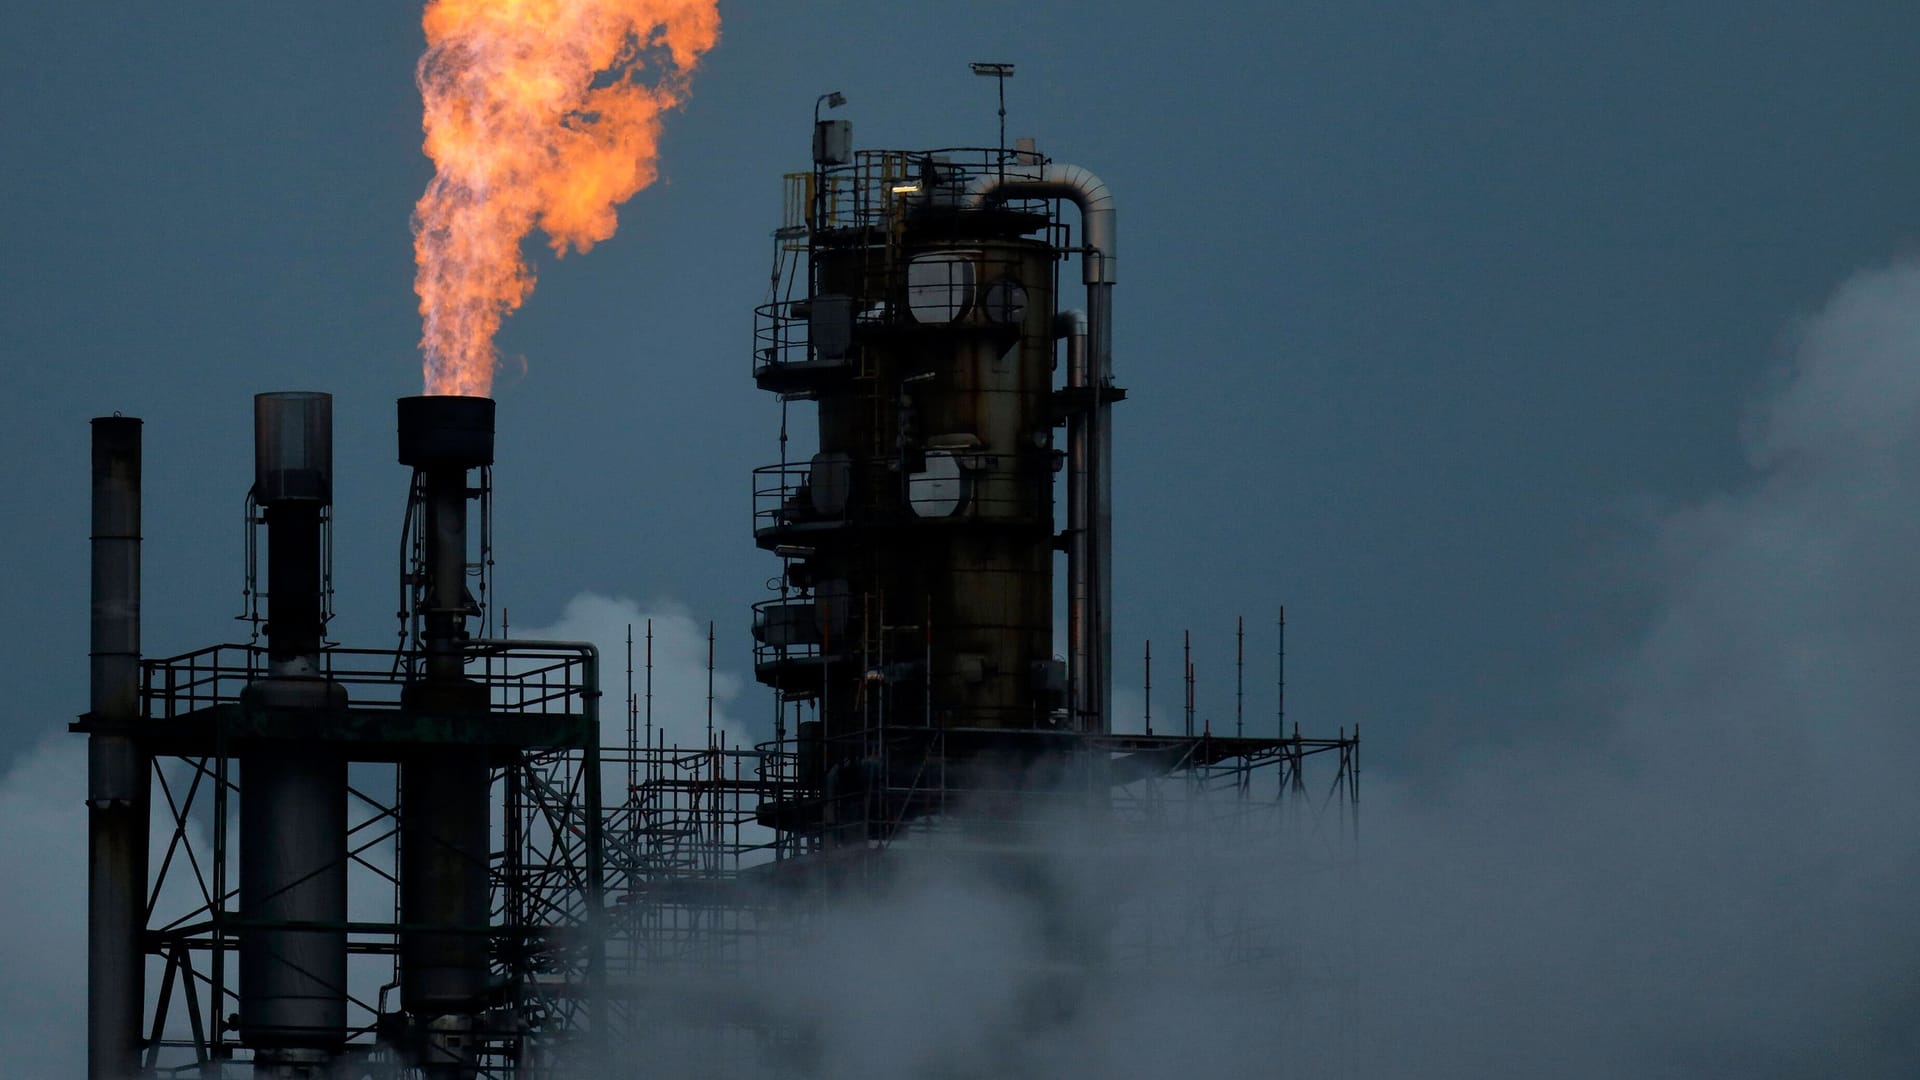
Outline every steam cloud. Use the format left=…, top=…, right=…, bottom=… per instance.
left=9, top=263, right=1920, bottom=1074
left=595, top=262, right=1920, bottom=1076
left=513, top=591, right=752, bottom=753
left=0, top=735, right=87, bottom=1079
left=1339, top=262, right=1920, bottom=1076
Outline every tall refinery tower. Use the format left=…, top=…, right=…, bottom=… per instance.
left=599, top=87, right=1362, bottom=1073
left=747, top=126, right=1123, bottom=837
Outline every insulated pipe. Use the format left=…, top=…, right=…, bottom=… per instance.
left=970, top=165, right=1116, bottom=732
left=396, top=396, right=494, bottom=1024
left=241, top=392, right=348, bottom=1057
left=1054, top=310, right=1091, bottom=730
left=1089, top=283, right=1113, bottom=737
left=965, top=164, right=1116, bottom=286
left=88, top=416, right=147, bottom=1080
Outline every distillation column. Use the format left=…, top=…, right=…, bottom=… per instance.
left=396, top=395, right=495, bottom=1064
left=239, top=392, right=350, bottom=1070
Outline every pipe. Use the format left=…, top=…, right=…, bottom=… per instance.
left=965, top=163, right=1116, bottom=286
left=396, top=396, right=494, bottom=1028
left=88, top=415, right=147, bottom=1080
left=421, top=464, right=469, bottom=683
left=1054, top=310, right=1090, bottom=730
left=971, top=165, right=1116, bottom=733
left=1090, top=281, right=1113, bottom=736
left=241, top=392, right=349, bottom=1058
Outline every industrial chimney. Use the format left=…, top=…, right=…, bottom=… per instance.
left=396, top=394, right=496, bottom=1063
left=238, top=392, right=350, bottom=1068
left=86, top=415, right=147, bottom=1080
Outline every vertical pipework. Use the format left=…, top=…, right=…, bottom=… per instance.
left=968, top=163, right=1116, bottom=732
left=396, top=396, right=495, bottom=1029
left=421, top=462, right=469, bottom=683
left=1087, top=279, right=1114, bottom=735
left=241, top=392, right=349, bottom=1061
left=1055, top=310, right=1091, bottom=730
left=88, top=416, right=146, bottom=1080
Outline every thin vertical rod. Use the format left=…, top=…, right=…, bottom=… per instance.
left=997, top=74, right=1006, bottom=154
left=1235, top=615, right=1244, bottom=739
left=1143, top=639, right=1152, bottom=736
left=626, top=624, right=637, bottom=803
left=1278, top=606, right=1286, bottom=740
left=706, top=621, right=716, bottom=748
left=581, top=649, right=608, bottom=1060
left=1183, top=630, right=1192, bottom=738
left=1196, top=661, right=1205, bottom=736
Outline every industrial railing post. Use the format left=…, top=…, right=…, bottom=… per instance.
left=582, top=646, right=608, bottom=1067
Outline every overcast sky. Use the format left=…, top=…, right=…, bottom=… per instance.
left=8, top=3, right=1918, bottom=771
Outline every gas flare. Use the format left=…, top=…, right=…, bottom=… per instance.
left=412, top=0, right=720, bottom=396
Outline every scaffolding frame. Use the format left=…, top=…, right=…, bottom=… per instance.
left=594, top=717, right=1358, bottom=1078
left=113, top=641, right=604, bottom=1077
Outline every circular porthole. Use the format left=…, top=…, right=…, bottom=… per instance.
left=907, top=252, right=977, bottom=324
left=981, top=279, right=1028, bottom=326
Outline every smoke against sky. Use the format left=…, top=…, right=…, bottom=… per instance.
left=582, top=261, right=1920, bottom=1077
left=0, top=734, right=86, bottom=1079
left=4, top=4, right=1919, bottom=1072
left=443, top=265, right=1920, bottom=1075
left=10, top=263, right=1920, bottom=1073
left=1344, top=261, right=1920, bottom=1076
left=513, top=591, right=753, bottom=752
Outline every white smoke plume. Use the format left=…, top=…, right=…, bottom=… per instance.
left=12, top=261, right=1920, bottom=1075
left=1339, top=262, right=1920, bottom=1075
left=0, top=740, right=232, bottom=1079
left=512, top=591, right=754, bottom=753
left=0, top=734, right=87, bottom=1079
left=590, top=262, right=1920, bottom=1077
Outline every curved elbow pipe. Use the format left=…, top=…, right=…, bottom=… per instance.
left=968, top=163, right=1115, bottom=285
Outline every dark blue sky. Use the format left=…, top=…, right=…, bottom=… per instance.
left=5, top=3, right=1919, bottom=774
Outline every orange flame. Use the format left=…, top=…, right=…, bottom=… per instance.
left=412, top=0, right=720, bottom=396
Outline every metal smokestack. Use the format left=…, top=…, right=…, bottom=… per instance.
left=239, top=392, right=349, bottom=1062
left=87, top=415, right=147, bottom=1080
left=396, top=395, right=495, bottom=1029
left=254, top=393, right=332, bottom=671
